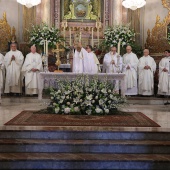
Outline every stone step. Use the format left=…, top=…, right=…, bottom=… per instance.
left=0, top=153, right=169, bottom=169
left=1, top=131, right=170, bottom=140
left=0, top=139, right=170, bottom=154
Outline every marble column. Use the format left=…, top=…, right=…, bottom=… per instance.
left=35, top=0, right=54, bottom=26
left=41, top=0, right=51, bottom=26
left=112, top=0, right=123, bottom=25
left=127, top=9, right=141, bottom=44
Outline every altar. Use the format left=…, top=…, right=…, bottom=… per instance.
left=38, top=72, right=126, bottom=100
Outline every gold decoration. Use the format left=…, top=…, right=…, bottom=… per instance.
left=0, top=12, right=15, bottom=52
left=63, top=0, right=100, bottom=21
left=145, top=2, right=170, bottom=53
left=162, top=0, right=170, bottom=10
left=52, top=43, right=65, bottom=71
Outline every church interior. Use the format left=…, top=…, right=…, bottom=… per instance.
left=0, top=0, right=170, bottom=169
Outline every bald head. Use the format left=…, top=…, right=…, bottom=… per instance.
left=31, top=45, right=36, bottom=53
left=143, top=49, right=149, bottom=57
left=126, top=46, right=132, bottom=54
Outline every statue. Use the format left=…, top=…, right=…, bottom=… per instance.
left=64, top=3, right=76, bottom=19
left=64, top=11, right=72, bottom=19
left=90, top=12, right=98, bottom=20
left=85, top=2, right=92, bottom=19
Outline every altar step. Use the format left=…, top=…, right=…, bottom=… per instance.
left=0, top=139, right=170, bottom=154
left=0, top=130, right=170, bottom=169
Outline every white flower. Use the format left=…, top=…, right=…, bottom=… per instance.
left=66, top=96, right=69, bottom=99
left=99, top=99, right=104, bottom=105
left=95, top=96, right=98, bottom=100
left=86, top=110, right=92, bottom=115
left=101, top=88, right=107, bottom=94
left=95, top=108, right=102, bottom=113
left=104, top=109, right=109, bottom=114
left=51, top=97, right=54, bottom=100
left=92, top=100, right=95, bottom=104
left=64, top=107, right=70, bottom=114
left=108, top=100, right=111, bottom=104
left=55, top=108, right=60, bottom=114
left=74, top=107, right=79, bottom=112
left=67, top=102, right=70, bottom=105
left=86, top=94, right=93, bottom=100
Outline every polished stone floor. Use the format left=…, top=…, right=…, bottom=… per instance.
left=0, top=96, right=170, bottom=131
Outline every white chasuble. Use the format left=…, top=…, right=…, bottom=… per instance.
left=123, top=52, right=139, bottom=95
left=81, top=48, right=99, bottom=73
left=103, top=52, right=122, bottom=73
left=103, top=52, right=123, bottom=91
left=22, top=52, right=42, bottom=94
left=158, top=57, right=170, bottom=95
left=0, top=53, right=5, bottom=93
left=138, top=55, right=156, bottom=95
left=72, top=49, right=83, bottom=73
left=4, top=50, right=24, bottom=93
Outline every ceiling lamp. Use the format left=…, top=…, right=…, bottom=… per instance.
left=17, top=0, right=41, bottom=8
left=122, top=0, right=146, bottom=10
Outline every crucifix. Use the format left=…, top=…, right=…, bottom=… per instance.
left=52, top=43, right=65, bottom=72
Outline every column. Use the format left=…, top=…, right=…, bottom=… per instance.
left=112, top=0, right=123, bottom=25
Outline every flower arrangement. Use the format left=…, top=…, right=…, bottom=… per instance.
left=102, top=24, right=135, bottom=48
left=48, top=75, right=127, bottom=115
left=28, top=23, right=63, bottom=49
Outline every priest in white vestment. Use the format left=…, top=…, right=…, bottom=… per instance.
left=158, top=50, right=170, bottom=95
left=4, top=43, right=24, bottom=94
left=103, top=46, right=123, bottom=91
left=22, top=45, right=43, bottom=95
left=123, top=46, right=139, bottom=95
left=138, top=49, right=156, bottom=96
left=81, top=45, right=100, bottom=73
left=0, top=53, right=5, bottom=94
left=72, top=44, right=84, bottom=73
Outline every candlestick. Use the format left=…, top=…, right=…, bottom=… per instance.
left=117, top=39, right=121, bottom=55
left=46, top=39, right=48, bottom=71
left=91, top=28, right=94, bottom=47
left=44, top=40, right=46, bottom=54
left=79, top=31, right=82, bottom=42
left=97, top=29, right=99, bottom=48
left=69, top=28, right=71, bottom=46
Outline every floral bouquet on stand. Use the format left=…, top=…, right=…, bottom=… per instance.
left=48, top=75, right=127, bottom=115
left=102, top=24, right=135, bottom=51
left=28, top=22, right=64, bottom=50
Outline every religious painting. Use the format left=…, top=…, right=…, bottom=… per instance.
left=61, top=0, right=102, bottom=21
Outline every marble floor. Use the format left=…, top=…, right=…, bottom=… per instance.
left=0, top=96, right=170, bottom=132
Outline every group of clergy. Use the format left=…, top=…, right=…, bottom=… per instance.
left=73, top=43, right=170, bottom=96
left=0, top=42, right=170, bottom=96
left=0, top=43, right=42, bottom=96
left=103, top=46, right=170, bottom=96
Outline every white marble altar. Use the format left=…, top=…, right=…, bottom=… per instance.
left=38, top=72, right=126, bottom=100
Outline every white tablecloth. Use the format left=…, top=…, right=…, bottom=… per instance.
left=38, top=72, right=126, bottom=100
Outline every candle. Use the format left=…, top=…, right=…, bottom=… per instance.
left=44, top=40, right=46, bottom=54
left=46, top=39, right=48, bottom=70
left=69, top=27, right=71, bottom=46
left=117, top=39, right=121, bottom=55
left=79, top=31, right=82, bottom=42
left=97, top=29, right=99, bottom=48
left=91, top=28, right=94, bottom=47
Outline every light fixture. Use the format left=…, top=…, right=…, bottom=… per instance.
left=17, top=0, right=41, bottom=8
left=122, top=0, right=146, bottom=10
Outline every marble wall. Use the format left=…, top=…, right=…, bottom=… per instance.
left=0, top=0, right=23, bottom=42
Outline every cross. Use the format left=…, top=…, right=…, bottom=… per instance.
left=52, top=43, right=65, bottom=70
